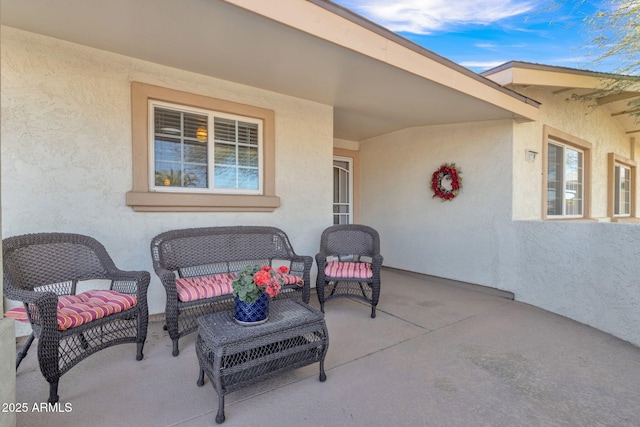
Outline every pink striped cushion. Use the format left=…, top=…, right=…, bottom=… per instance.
left=275, top=272, right=304, bottom=286
left=324, top=261, right=373, bottom=279
left=4, top=306, right=29, bottom=323
left=4, top=290, right=137, bottom=331
left=175, top=274, right=235, bottom=302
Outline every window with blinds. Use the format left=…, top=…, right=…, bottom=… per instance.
left=150, top=101, right=263, bottom=194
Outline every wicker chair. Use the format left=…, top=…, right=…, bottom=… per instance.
left=3, top=233, right=149, bottom=403
left=316, top=224, right=383, bottom=318
left=150, top=226, right=312, bottom=356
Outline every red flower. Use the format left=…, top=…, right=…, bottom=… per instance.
left=253, top=270, right=271, bottom=286
left=265, top=280, right=281, bottom=297
left=278, top=265, right=289, bottom=274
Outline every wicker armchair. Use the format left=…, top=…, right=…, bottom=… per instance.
left=3, top=233, right=149, bottom=403
left=150, top=226, right=312, bottom=356
left=316, top=224, right=383, bottom=318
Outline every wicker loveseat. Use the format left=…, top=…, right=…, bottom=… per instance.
left=3, top=233, right=149, bottom=403
left=150, top=226, right=312, bottom=356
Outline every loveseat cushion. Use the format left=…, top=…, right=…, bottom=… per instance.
left=276, top=272, right=305, bottom=286
left=324, top=261, right=373, bottom=279
left=175, top=272, right=304, bottom=302
left=4, top=289, right=138, bottom=331
left=175, top=273, right=235, bottom=302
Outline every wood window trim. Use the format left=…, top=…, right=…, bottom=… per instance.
left=542, top=125, right=592, bottom=220
left=126, top=82, right=280, bottom=212
left=607, top=152, right=638, bottom=222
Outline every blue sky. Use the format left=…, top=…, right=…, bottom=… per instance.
left=332, top=0, right=610, bottom=73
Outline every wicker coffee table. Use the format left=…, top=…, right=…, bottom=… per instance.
left=195, top=299, right=329, bottom=424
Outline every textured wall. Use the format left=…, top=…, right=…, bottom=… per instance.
left=1, top=27, right=333, bottom=335
left=0, top=319, right=16, bottom=427
left=512, top=86, right=632, bottom=220
left=507, top=221, right=640, bottom=346
left=359, top=120, right=514, bottom=286
left=359, top=116, right=640, bottom=347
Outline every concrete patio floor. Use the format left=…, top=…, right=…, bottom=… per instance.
left=13, top=268, right=640, bottom=426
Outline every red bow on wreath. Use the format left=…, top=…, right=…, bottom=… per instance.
left=431, top=163, right=461, bottom=201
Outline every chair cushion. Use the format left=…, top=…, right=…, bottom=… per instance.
left=4, top=289, right=138, bottom=331
left=3, top=306, right=29, bottom=323
left=324, top=261, right=373, bottom=279
left=175, top=272, right=304, bottom=302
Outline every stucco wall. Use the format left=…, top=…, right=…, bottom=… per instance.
left=359, top=120, right=514, bottom=287
left=507, top=221, right=640, bottom=346
left=1, top=27, right=333, bottom=335
left=0, top=318, right=16, bottom=427
left=508, top=86, right=640, bottom=346
left=359, top=104, right=640, bottom=347
left=513, top=86, right=633, bottom=220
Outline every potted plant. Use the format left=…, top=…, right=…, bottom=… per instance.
left=231, top=265, right=290, bottom=325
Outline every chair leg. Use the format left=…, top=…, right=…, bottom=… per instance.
left=197, top=368, right=205, bottom=387
left=136, top=341, right=145, bottom=361
left=16, top=333, right=35, bottom=370
left=371, top=305, right=376, bottom=318
left=48, top=381, right=59, bottom=404
left=172, top=339, right=180, bottom=357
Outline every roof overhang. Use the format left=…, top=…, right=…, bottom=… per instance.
left=0, top=0, right=539, bottom=141
left=483, top=61, right=640, bottom=136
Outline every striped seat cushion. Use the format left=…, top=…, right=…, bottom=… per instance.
left=175, top=274, right=235, bottom=302
left=324, top=261, right=373, bottom=279
left=275, top=272, right=305, bottom=286
left=175, top=272, right=304, bottom=302
left=4, top=289, right=137, bottom=331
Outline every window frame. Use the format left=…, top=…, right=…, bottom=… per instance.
left=607, top=152, right=637, bottom=221
left=542, top=125, right=592, bottom=220
left=126, top=82, right=279, bottom=212
left=149, top=101, right=264, bottom=195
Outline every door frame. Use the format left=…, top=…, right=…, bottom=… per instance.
left=333, top=148, right=360, bottom=224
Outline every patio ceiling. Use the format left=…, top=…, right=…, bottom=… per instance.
left=0, top=0, right=539, bottom=141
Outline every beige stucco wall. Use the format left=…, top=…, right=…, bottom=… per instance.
left=507, top=86, right=640, bottom=347
left=1, top=27, right=333, bottom=336
left=359, top=120, right=514, bottom=287
left=0, top=318, right=16, bottom=426
left=359, top=102, right=640, bottom=347
left=0, top=24, right=17, bottom=424
left=512, top=86, right=633, bottom=220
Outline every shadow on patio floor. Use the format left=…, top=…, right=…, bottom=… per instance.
left=13, top=268, right=640, bottom=426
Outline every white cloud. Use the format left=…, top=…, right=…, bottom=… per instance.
left=338, top=0, right=540, bottom=34
left=474, top=42, right=528, bottom=50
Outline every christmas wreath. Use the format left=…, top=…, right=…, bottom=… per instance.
left=431, top=163, right=461, bottom=201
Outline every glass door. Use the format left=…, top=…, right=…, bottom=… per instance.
left=333, top=157, right=353, bottom=224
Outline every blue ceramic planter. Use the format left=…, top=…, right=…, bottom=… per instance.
left=234, top=293, right=270, bottom=326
